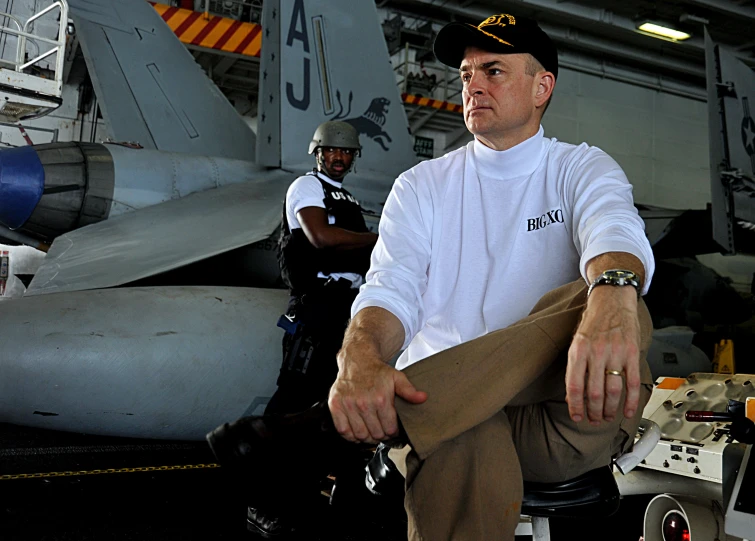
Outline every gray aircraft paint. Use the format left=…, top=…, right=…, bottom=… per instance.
left=0, top=286, right=288, bottom=440
left=105, top=145, right=273, bottom=216
left=706, top=28, right=755, bottom=252
left=1, top=0, right=421, bottom=439
left=255, top=0, right=281, bottom=167
left=258, top=0, right=419, bottom=212
left=21, top=0, right=420, bottom=297
left=69, top=0, right=256, bottom=161
left=26, top=168, right=291, bottom=295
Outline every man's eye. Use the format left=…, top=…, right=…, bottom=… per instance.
left=488, top=68, right=501, bottom=76
left=461, top=74, right=471, bottom=82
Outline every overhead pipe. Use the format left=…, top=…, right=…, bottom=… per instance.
left=398, top=0, right=755, bottom=68
left=558, top=57, right=707, bottom=102
left=382, top=0, right=705, bottom=78
left=541, top=21, right=705, bottom=79
left=684, top=0, right=755, bottom=21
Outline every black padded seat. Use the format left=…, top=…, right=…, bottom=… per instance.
left=521, top=466, right=620, bottom=519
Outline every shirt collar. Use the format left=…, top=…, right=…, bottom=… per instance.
left=470, top=125, right=547, bottom=180
left=309, top=170, right=343, bottom=188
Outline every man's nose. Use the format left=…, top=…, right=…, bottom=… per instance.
left=464, top=72, right=486, bottom=96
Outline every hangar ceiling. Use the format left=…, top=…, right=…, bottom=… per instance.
left=190, top=0, right=755, bottom=134
left=381, top=0, right=755, bottom=84
left=379, top=0, right=755, bottom=134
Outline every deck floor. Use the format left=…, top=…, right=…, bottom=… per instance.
left=0, top=423, right=648, bottom=540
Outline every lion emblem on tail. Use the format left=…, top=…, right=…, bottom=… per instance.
left=331, top=91, right=393, bottom=151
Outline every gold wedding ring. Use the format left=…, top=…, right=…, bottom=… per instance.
left=605, top=369, right=623, bottom=377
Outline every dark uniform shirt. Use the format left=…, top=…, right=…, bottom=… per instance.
left=278, top=171, right=372, bottom=297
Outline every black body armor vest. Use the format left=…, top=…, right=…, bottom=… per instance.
left=278, top=173, right=371, bottom=296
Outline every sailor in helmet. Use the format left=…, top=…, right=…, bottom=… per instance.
left=249, top=120, right=377, bottom=537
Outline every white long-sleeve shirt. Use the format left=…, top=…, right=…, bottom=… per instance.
left=352, top=126, right=654, bottom=370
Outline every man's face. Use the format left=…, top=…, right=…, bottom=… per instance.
left=317, top=146, right=356, bottom=180
left=459, top=48, right=547, bottom=149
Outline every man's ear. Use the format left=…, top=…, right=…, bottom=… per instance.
left=534, top=71, right=555, bottom=107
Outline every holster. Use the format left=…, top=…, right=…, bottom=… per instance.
left=275, top=278, right=356, bottom=379
left=277, top=305, right=319, bottom=377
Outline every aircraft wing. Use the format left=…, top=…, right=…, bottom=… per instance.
left=68, top=0, right=256, bottom=161
left=25, top=170, right=291, bottom=296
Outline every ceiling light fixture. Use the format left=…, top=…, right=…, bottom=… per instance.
left=636, top=21, right=691, bottom=42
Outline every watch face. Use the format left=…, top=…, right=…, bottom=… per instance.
left=605, top=270, right=634, bottom=279
left=589, top=269, right=640, bottom=297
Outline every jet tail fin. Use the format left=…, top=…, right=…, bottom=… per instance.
left=67, top=0, right=256, bottom=161
left=705, top=28, right=755, bottom=254
left=257, top=0, right=418, bottom=208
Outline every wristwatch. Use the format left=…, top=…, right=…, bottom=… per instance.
left=587, top=269, right=640, bottom=297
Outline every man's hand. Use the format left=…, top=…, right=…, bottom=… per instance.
left=566, top=285, right=642, bottom=425
left=328, top=306, right=426, bottom=444
left=329, top=355, right=427, bottom=444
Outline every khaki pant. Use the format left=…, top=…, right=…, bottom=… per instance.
left=394, top=280, right=654, bottom=541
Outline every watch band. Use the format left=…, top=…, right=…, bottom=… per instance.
left=587, top=269, right=640, bottom=298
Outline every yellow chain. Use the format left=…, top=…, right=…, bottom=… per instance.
left=0, top=462, right=220, bottom=480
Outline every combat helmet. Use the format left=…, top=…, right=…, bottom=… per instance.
left=308, top=121, right=362, bottom=155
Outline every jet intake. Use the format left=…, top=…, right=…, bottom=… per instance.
left=18, top=142, right=115, bottom=241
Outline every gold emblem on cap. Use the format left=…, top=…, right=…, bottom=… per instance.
left=470, top=14, right=516, bottom=48
left=478, top=14, right=516, bottom=30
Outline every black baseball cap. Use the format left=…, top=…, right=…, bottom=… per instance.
left=433, top=14, right=558, bottom=79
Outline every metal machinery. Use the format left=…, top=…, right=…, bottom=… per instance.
left=0, top=0, right=69, bottom=122
left=634, top=373, right=755, bottom=540
left=518, top=374, right=755, bottom=540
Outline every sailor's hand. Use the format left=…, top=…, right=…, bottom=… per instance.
left=566, top=285, right=641, bottom=425
left=328, top=355, right=426, bottom=444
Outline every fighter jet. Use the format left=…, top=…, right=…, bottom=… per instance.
left=0, top=0, right=418, bottom=441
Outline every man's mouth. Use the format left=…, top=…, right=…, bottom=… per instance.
left=468, top=105, right=491, bottom=114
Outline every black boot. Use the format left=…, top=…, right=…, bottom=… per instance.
left=246, top=506, right=299, bottom=539
left=365, top=442, right=405, bottom=498
left=206, top=401, right=342, bottom=474
left=328, top=445, right=375, bottom=510
left=244, top=461, right=331, bottom=540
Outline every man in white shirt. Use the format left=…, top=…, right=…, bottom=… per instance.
left=208, top=14, right=655, bottom=541
left=325, top=12, right=655, bottom=540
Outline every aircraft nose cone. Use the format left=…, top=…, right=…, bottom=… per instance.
left=0, top=146, right=44, bottom=230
